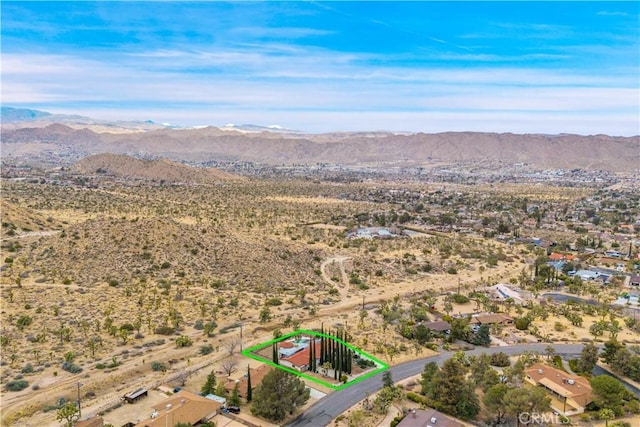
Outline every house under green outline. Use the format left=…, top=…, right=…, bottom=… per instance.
left=241, top=329, right=388, bottom=391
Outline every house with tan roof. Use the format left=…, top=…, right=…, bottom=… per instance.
left=224, top=363, right=273, bottom=397
left=76, top=417, right=105, bottom=427
left=469, top=313, right=514, bottom=326
left=133, top=390, right=221, bottom=427
left=524, top=363, right=592, bottom=415
left=396, top=408, right=465, bottom=427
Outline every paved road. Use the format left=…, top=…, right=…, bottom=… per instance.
left=286, top=344, right=587, bottom=427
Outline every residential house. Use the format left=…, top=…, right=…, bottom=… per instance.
left=548, top=252, right=576, bottom=262
left=280, top=341, right=321, bottom=372
left=76, top=417, right=105, bottom=427
left=574, top=270, right=599, bottom=281
left=421, top=321, right=451, bottom=335
left=396, top=408, right=465, bottom=427
left=493, top=284, right=524, bottom=304
left=224, top=363, right=273, bottom=397
left=630, top=275, right=640, bottom=287
left=524, top=363, right=592, bottom=415
left=469, top=314, right=514, bottom=326
left=134, top=390, right=221, bottom=427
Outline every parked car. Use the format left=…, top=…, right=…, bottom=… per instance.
left=227, top=406, right=240, bottom=414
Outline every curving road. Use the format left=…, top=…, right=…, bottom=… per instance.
left=286, top=344, right=588, bottom=427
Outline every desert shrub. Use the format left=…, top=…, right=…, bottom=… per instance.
left=489, top=352, right=511, bottom=367
left=151, top=362, right=167, bottom=372
left=31, top=384, right=40, bottom=391
left=554, top=322, right=566, bottom=332
left=406, top=392, right=427, bottom=404
left=21, top=364, right=34, bottom=374
left=175, top=336, right=193, bottom=348
left=447, top=267, right=458, bottom=274
left=154, top=326, right=175, bottom=335
left=5, top=257, right=14, bottom=263
left=119, top=323, right=135, bottom=331
left=357, top=358, right=376, bottom=369
left=95, top=363, right=106, bottom=369
left=199, top=345, right=214, bottom=356
left=515, top=317, right=531, bottom=330
left=219, top=322, right=242, bottom=334
left=265, top=298, right=283, bottom=306
left=391, top=414, right=406, bottom=427
left=193, top=320, right=204, bottom=330
left=108, top=279, right=119, bottom=287
left=62, top=362, right=82, bottom=374
left=160, top=261, right=171, bottom=269
left=452, top=294, right=469, bottom=304
left=5, top=379, right=29, bottom=391
left=16, top=315, right=33, bottom=330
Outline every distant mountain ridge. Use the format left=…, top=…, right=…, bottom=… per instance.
left=1, top=108, right=639, bottom=172
left=1, top=107, right=52, bottom=122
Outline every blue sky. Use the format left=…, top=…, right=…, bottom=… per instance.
left=2, top=1, right=639, bottom=135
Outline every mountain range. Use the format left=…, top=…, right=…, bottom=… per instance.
left=2, top=107, right=638, bottom=171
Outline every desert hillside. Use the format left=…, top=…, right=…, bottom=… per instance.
left=2, top=123, right=638, bottom=171
left=71, top=153, right=244, bottom=184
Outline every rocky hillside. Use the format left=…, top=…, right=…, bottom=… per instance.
left=71, top=153, right=244, bottom=183
left=19, top=216, right=325, bottom=290
left=2, top=122, right=638, bottom=171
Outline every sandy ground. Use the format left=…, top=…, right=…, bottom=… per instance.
left=0, top=248, right=562, bottom=427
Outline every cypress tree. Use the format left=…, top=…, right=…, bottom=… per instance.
left=319, top=324, right=324, bottom=365
left=312, top=338, right=316, bottom=372
left=246, top=364, right=252, bottom=402
left=272, top=342, right=279, bottom=365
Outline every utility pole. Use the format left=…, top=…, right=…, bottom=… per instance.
left=77, top=382, right=82, bottom=418
left=240, top=323, right=243, bottom=352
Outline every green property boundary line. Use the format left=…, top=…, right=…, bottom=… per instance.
left=241, top=329, right=388, bottom=391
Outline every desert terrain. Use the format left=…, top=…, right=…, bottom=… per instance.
left=1, top=144, right=639, bottom=427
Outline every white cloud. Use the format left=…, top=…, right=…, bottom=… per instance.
left=2, top=52, right=638, bottom=135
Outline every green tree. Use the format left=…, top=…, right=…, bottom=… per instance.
left=228, top=381, right=241, bottom=406
left=56, top=402, right=79, bottom=427
left=577, top=342, right=599, bottom=373
left=503, top=387, right=551, bottom=426
left=201, top=370, right=217, bottom=395
left=382, top=371, right=395, bottom=389
left=420, top=361, right=438, bottom=396
left=602, top=340, right=624, bottom=365
left=214, top=381, right=227, bottom=398
left=590, top=375, right=629, bottom=416
left=470, top=353, right=491, bottom=386
left=455, top=382, right=480, bottom=420
left=431, top=358, right=468, bottom=415
left=259, top=306, right=271, bottom=323
left=251, top=369, right=310, bottom=422
left=471, top=324, right=491, bottom=346
left=483, top=383, right=509, bottom=425
left=246, top=365, right=252, bottom=402
left=598, top=408, right=615, bottom=427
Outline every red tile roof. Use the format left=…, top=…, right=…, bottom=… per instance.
left=282, top=342, right=321, bottom=368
